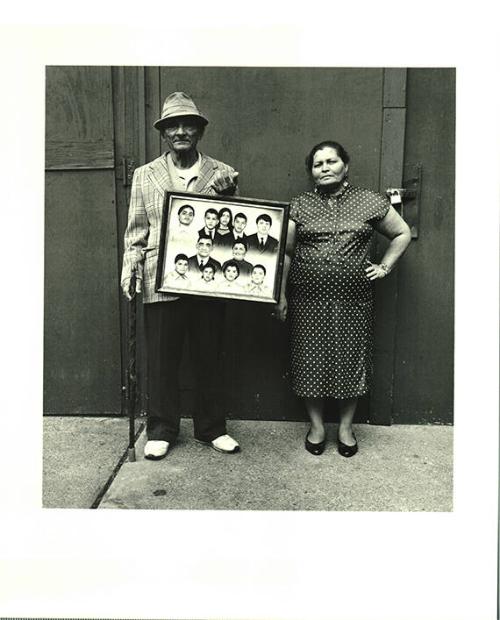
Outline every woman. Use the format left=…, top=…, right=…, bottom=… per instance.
left=217, top=207, right=234, bottom=239
left=276, top=141, right=411, bottom=457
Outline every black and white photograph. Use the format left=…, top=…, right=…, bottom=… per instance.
left=42, top=64, right=455, bottom=511
left=1, top=11, right=499, bottom=620
left=156, top=191, right=288, bottom=303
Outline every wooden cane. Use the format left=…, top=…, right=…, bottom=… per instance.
left=126, top=274, right=137, bottom=462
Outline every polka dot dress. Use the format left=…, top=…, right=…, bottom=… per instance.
left=288, top=182, right=390, bottom=398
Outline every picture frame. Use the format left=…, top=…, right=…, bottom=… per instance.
left=156, top=191, right=289, bottom=304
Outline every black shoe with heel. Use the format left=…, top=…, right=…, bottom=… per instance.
left=337, top=431, right=358, bottom=458
left=305, top=430, right=326, bottom=455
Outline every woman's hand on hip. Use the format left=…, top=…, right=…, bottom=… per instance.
left=273, top=297, right=288, bottom=321
left=365, top=261, right=390, bottom=281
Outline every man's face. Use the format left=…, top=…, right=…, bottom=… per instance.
left=257, top=218, right=271, bottom=235
left=232, top=243, right=246, bottom=261
left=162, top=117, right=203, bottom=155
left=197, top=238, right=213, bottom=258
left=175, top=259, right=188, bottom=275
left=225, top=266, right=238, bottom=281
left=234, top=216, right=247, bottom=234
left=251, top=267, right=265, bottom=285
left=178, top=206, right=194, bottom=226
left=205, top=212, right=219, bottom=230
left=202, top=266, right=215, bottom=282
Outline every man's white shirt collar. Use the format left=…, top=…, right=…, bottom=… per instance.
left=167, top=152, right=201, bottom=191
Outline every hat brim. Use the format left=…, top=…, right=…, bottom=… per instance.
left=153, top=112, right=209, bottom=131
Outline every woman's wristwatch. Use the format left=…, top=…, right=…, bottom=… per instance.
left=379, top=263, right=390, bottom=276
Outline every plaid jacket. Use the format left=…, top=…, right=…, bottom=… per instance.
left=121, top=152, right=238, bottom=304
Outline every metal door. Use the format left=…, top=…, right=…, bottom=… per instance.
left=138, top=67, right=393, bottom=421
left=392, top=69, right=455, bottom=423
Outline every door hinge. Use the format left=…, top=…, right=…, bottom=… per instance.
left=121, top=157, right=137, bottom=187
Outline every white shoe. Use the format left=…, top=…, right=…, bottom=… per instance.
left=144, top=440, right=169, bottom=460
left=210, top=434, right=240, bottom=454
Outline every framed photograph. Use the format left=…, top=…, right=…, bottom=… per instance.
left=156, top=191, right=289, bottom=304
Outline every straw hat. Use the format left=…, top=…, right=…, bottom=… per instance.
left=153, top=92, right=209, bottom=130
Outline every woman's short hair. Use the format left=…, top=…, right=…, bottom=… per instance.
left=223, top=260, right=240, bottom=276
left=305, top=140, right=350, bottom=172
left=232, top=239, right=248, bottom=251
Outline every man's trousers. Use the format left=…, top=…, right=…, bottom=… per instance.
left=143, top=297, right=227, bottom=443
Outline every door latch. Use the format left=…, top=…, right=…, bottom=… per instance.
left=385, top=163, right=422, bottom=238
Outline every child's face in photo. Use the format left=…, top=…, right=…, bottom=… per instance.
left=251, top=267, right=265, bottom=285
left=175, top=259, right=188, bottom=275
left=205, top=212, right=219, bottom=229
left=202, top=266, right=215, bottom=282
left=257, top=218, right=271, bottom=235
left=197, top=238, right=213, bottom=257
left=232, top=243, right=246, bottom=260
left=234, top=216, right=247, bottom=233
left=224, top=266, right=238, bottom=281
left=178, top=207, right=194, bottom=226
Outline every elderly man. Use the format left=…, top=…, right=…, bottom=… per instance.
left=121, top=92, right=240, bottom=460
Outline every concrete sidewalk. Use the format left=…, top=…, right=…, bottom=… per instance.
left=98, top=419, right=453, bottom=512
left=43, top=416, right=143, bottom=509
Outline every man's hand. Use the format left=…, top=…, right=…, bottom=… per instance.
left=121, top=275, right=142, bottom=301
left=211, top=170, right=239, bottom=194
left=273, top=296, right=288, bottom=321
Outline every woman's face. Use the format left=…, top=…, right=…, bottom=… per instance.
left=232, top=243, right=246, bottom=260
left=311, top=147, right=348, bottom=188
left=224, top=266, right=238, bottom=281
left=220, top=211, right=231, bottom=226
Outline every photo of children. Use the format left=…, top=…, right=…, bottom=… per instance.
left=232, top=212, right=248, bottom=243
left=198, top=264, right=217, bottom=290
left=161, top=253, right=192, bottom=290
left=244, top=264, right=273, bottom=298
left=169, top=204, right=198, bottom=248
left=217, top=261, right=244, bottom=293
left=158, top=193, right=287, bottom=303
